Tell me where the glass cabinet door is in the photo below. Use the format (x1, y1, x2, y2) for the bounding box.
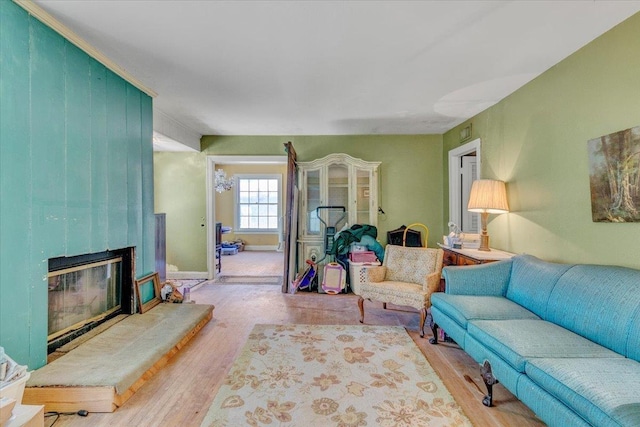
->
(356, 168, 372, 225)
(327, 163, 349, 231)
(305, 168, 321, 236)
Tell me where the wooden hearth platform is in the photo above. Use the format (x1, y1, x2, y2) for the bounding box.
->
(23, 303, 214, 413)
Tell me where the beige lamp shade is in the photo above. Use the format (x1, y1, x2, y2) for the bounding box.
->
(467, 179, 509, 214)
(467, 179, 509, 251)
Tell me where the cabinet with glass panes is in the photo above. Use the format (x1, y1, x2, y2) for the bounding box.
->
(296, 154, 380, 284)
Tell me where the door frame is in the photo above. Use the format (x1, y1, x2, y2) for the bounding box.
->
(448, 138, 481, 231)
(206, 155, 287, 280)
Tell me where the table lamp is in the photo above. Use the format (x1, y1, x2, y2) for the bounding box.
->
(467, 179, 509, 251)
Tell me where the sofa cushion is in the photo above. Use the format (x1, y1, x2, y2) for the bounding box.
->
(546, 264, 640, 359)
(505, 255, 573, 319)
(359, 280, 426, 311)
(526, 357, 640, 427)
(467, 319, 623, 372)
(430, 294, 539, 330)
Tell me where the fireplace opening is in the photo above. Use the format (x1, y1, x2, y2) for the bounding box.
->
(47, 247, 135, 353)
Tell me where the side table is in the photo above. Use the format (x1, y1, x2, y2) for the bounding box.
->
(439, 244, 515, 268)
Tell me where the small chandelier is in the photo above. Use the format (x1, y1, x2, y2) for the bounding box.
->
(214, 168, 234, 193)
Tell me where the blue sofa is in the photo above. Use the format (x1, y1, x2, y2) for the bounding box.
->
(430, 254, 640, 427)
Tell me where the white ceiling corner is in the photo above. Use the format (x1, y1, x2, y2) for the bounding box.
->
(31, 1, 640, 137)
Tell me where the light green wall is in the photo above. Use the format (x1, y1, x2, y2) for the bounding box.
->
(443, 12, 640, 269)
(0, 1, 155, 368)
(154, 152, 207, 271)
(153, 156, 287, 272)
(202, 135, 444, 248)
(154, 135, 442, 271)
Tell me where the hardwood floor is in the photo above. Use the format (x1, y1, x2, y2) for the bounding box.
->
(50, 284, 545, 426)
(217, 250, 284, 276)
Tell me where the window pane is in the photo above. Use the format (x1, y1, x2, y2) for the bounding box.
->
(236, 176, 281, 231)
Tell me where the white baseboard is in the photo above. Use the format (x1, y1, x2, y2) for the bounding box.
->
(244, 245, 279, 251)
(167, 271, 209, 280)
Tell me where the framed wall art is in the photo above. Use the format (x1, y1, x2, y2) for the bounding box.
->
(588, 125, 640, 222)
(134, 272, 162, 313)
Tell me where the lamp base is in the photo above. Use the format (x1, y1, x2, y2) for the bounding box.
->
(478, 234, 490, 251)
(478, 212, 491, 251)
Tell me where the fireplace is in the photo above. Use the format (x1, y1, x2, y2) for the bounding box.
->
(47, 247, 135, 353)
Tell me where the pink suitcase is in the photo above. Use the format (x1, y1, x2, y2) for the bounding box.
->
(321, 262, 346, 294)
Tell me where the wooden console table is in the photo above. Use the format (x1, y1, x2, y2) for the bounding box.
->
(439, 244, 515, 267)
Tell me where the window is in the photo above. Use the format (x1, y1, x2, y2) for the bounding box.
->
(236, 175, 281, 232)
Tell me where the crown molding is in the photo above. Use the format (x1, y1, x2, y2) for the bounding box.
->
(14, 0, 157, 98)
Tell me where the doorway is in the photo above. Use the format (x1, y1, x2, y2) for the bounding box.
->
(206, 155, 287, 280)
(448, 138, 481, 233)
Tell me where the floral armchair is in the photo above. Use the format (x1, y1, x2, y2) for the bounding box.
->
(357, 244, 444, 337)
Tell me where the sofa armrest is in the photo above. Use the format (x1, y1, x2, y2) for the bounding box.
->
(443, 259, 513, 296)
(367, 266, 387, 283)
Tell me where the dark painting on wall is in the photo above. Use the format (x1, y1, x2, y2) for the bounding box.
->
(588, 125, 640, 222)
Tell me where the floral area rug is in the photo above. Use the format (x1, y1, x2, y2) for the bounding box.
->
(200, 324, 472, 427)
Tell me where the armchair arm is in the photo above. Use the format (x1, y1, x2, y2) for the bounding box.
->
(423, 271, 441, 300)
(366, 266, 387, 283)
(443, 259, 513, 296)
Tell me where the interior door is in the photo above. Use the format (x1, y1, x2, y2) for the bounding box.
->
(461, 156, 479, 232)
(282, 141, 297, 293)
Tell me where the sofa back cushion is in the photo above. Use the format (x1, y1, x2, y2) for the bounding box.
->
(506, 255, 573, 318)
(546, 264, 640, 360)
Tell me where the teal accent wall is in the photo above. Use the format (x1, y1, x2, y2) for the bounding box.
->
(0, 1, 155, 368)
(443, 12, 640, 269)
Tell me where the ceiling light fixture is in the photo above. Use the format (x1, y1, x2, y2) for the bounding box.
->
(214, 169, 234, 193)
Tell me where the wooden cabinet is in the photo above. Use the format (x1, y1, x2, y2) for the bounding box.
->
(296, 154, 380, 275)
(440, 244, 515, 267)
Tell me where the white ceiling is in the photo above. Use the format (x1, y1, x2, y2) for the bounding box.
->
(33, 1, 640, 143)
